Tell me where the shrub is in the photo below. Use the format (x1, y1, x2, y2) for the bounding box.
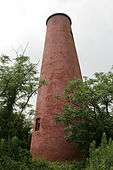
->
(85, 133, 113, 170)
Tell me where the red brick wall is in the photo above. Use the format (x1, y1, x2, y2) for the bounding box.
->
(30, 13, 82, 161)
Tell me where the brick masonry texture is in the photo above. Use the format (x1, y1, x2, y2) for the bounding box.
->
(30, 13, 82, 161)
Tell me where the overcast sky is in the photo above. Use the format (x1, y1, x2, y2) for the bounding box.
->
(0, 0, 113, 77)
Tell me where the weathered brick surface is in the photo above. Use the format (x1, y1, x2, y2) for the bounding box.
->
(30, 13, 82, 161)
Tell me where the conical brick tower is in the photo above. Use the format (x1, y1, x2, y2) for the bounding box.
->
(30, 13, 82, 161)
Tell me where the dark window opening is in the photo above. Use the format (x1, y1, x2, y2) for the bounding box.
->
(35, 118, 40, 131)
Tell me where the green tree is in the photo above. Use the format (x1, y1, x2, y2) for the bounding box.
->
(0, 54, 39, 150)
(56, 68, 113, 156)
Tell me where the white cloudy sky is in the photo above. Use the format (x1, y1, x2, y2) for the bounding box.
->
(0, 0, 113, 77)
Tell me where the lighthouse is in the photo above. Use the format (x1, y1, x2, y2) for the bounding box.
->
(30, 13, 82, 161)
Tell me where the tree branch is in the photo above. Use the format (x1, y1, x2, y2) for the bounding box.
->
(20, 88, 37, 113)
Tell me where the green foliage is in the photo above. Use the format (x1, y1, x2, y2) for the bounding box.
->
(0, 156, 81, 170)
(85, 133, 113, 170)
(0, 54, 39, 155)
(56, 69, 113, 155)
(30, 159, 50, 170)
(0, 135, 50, 169)
(0, 55, 38, 114)
(0, 156, 50, 170)
(50, 161, 75, 170)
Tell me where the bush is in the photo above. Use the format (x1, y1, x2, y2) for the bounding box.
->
(50, 161, 73, 170)
(0, 156, 50, 170)
(0, 155, 83, 170)
(0, 156, 28, 170)
(28, 159, 49, 170)
(50, 161, 85, 170)
(85, 133, 113, 170)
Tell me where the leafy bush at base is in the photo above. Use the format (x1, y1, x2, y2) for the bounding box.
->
(0, 155, 85, 170)
(85, 133, 113, 170)
(0, 156, 50, 170)
(0, 158, 78, 170)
